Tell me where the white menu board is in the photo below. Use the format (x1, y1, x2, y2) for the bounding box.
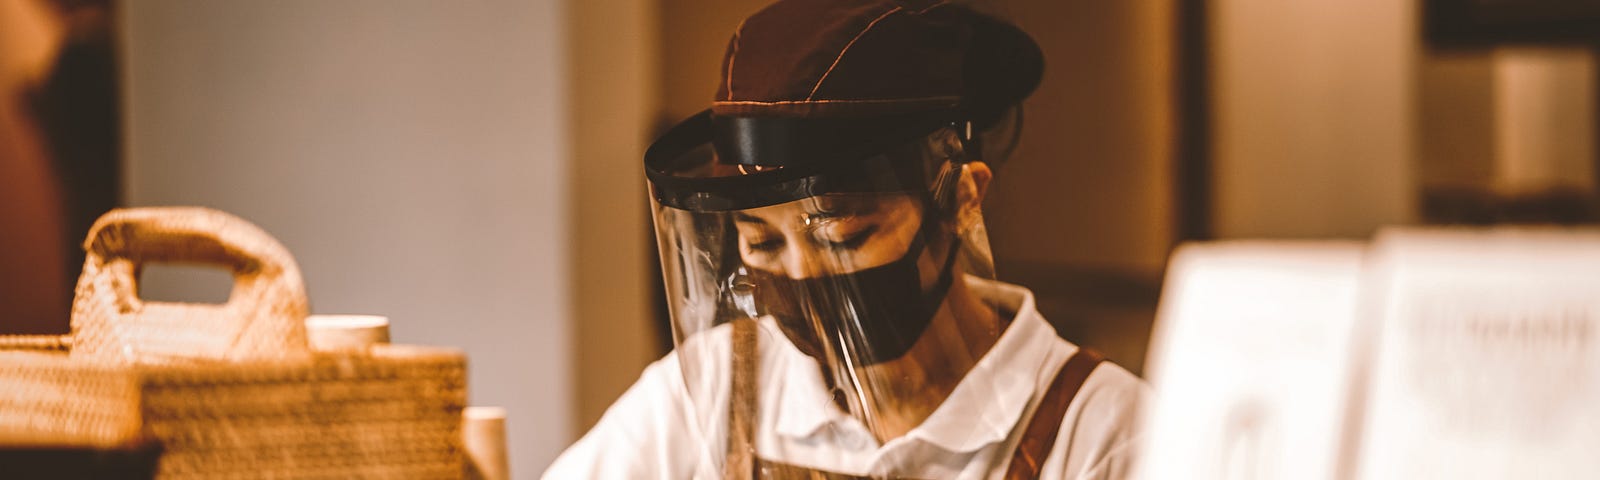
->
(1137, 241, 1367, 480)
(1354, 228, 1600, 480)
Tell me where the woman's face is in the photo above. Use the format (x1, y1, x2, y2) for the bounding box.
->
(732, 193, 925, 279)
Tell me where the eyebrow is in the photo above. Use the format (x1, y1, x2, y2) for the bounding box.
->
(734, 209, 850, 227)
(815, 197, 880, 216)
(733, 212, 767, 225)
(731, 198, 884, 226)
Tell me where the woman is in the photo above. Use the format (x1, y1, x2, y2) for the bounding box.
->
(546, 1, 1146, 478)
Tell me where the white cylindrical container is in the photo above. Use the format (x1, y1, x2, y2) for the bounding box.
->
(304, 315, 390, 351)
(463, 406, 509, 480)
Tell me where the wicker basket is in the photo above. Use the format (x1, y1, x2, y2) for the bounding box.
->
(0, 207, 467, 479)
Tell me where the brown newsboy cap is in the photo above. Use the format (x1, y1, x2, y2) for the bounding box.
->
(712, 0, 1043, 124)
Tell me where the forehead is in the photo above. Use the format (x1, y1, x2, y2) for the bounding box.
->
(733, 194, 917, 225)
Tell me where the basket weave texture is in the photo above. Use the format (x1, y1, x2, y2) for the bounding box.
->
(0, 207, 467, 479)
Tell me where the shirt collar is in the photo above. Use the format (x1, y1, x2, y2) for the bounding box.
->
(770, 337, 840, 438)
(768, 277, 1062, 453)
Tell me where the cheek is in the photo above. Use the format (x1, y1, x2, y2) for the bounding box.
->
(880, 210, 927, 253)
(856, 237, 908, 265)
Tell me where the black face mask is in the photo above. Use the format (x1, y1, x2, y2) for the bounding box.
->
(742, 217, 961, 366)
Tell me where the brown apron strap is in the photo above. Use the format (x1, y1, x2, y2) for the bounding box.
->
(726, 318, 760, 480)
(1004, 347, 1105, 480)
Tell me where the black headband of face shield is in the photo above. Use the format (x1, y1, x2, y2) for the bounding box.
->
(644, 109, 975, 212)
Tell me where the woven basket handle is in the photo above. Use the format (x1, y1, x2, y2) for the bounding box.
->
(69, 207, 311, 361)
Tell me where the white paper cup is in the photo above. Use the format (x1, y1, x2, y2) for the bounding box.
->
(305, 315, 390, 352)
(463, 406, 509, 480)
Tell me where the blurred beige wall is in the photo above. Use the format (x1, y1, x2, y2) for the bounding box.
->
(568, 0, 658, 436)
(121, 1, 572, 475)
(981, 0, 1176, 275)
(1210, 0, 1417, 238)
(658, 0, 767, 122)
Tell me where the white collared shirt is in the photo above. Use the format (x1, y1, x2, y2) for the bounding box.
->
(545, 279, 1147, 479)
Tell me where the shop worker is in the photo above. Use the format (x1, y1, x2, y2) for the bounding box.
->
(546, 0, 1146, 478)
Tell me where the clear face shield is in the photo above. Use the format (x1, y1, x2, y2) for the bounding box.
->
(646, 111, 1007, 477)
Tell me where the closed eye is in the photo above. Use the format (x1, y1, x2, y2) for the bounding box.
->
(748, 237, 785, 252)
(823, 225, 877, 251)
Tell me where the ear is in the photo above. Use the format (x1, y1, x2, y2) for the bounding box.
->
(953, 161, 992, 231)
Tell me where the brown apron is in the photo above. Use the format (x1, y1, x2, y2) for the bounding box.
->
(725, 319, 1106, 480)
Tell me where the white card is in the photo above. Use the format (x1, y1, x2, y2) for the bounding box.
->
(1137, 241, 1366, 480)
(1354, 228, 1600, 480)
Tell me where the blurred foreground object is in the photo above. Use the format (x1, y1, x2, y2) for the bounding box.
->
(0, 0, 121, 335)
(0, 441, 161, 479)
(1138, 227, 1600, 479)
(1138, 242, 1367, 480)
(1355, 228, 1600, 479)
(0, 207, 468, 478)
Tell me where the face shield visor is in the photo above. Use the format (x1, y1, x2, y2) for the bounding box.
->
(646, 110, 1007, 476)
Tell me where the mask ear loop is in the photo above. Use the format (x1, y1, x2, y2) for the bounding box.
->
(929, 120, 977, 220)
(914, 120, 975, 314)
